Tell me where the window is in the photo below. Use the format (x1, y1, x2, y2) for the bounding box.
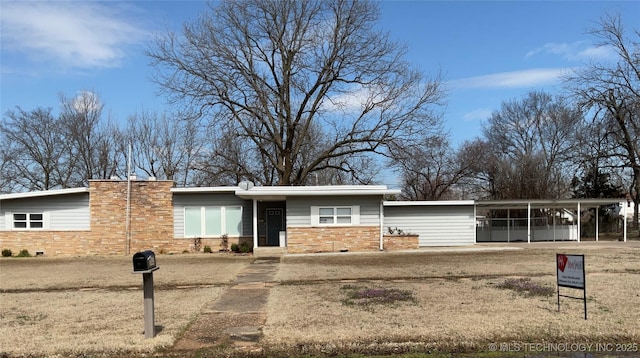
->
(13, 213, 44, 229)
(184, 206, 242, 237)
(312, 206, 359, 226)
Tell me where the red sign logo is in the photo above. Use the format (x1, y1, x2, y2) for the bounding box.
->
(557, 254, 568, 272)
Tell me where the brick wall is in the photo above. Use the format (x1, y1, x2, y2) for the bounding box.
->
(383, 234, 419, 251)
(286, 226, 380, 254)
(0, 231, 95, 256)
(1, 180, 180, 256)
(90, 180, 177, 254)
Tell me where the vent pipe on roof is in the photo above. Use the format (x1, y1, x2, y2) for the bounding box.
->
(238, 180, 254, 190)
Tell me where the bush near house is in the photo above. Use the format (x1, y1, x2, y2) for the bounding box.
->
(2, 249, 12, 257)
(16, 249, 31, 258)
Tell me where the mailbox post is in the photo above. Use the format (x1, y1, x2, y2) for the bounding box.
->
(132, 250, 159, 339)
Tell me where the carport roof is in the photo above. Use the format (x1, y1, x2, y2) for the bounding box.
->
(476, 198, 625, 210)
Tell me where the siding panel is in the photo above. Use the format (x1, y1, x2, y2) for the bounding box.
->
(384, 205, 475, 246)
(0, 193, 90, 230)
(287, 196, 381, 227)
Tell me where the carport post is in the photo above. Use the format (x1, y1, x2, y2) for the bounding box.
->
(595, 206, 599, 242)
(527, 202, 531, 244)
(507, 209, 510, 243)
(553, 209, 556, 242)
(577, 202, 581, 242)
(623, 203, 627, 242)
(252, 199, 258, 249)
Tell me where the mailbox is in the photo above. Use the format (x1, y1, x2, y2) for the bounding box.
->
(133, 250, 157, 272)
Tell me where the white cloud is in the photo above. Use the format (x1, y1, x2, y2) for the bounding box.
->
(463, 108, 492, 121)
(449, 68, 570, 89)
(525, 41, 616, 62)
(0, 1, 150, 71)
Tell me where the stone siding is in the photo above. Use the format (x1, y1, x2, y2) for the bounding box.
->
(383, 234, 419, 251)
(1, 180, 176, 256)
(286, 226, 380, 254)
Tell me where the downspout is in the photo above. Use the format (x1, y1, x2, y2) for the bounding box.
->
(379, 200, 384, 251)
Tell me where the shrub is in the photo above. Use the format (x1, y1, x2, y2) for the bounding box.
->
(239, 242, 251, 253)
(220, 234, 229, 251)
(17, 249, 31, 258)
(2, 249, 12, 257)
(203, 245, 213, 253)
(193, 237, 202, 252)
(230, 243, 239, 253)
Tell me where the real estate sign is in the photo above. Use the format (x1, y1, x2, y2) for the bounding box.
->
(556, 253, 587, 319)
(556, 254, 585, 289)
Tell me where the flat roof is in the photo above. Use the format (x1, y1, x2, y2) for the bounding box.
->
(384, 200, 475, 206)
(171, 187, 239, 194)
(235, 185, 401, 200)
(0, 187, 89, 201)
(476, 198, 625, 209)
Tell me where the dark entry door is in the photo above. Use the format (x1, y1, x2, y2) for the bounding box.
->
(266, 208, 284, 246)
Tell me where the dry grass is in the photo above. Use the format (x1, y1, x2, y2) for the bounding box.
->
(2, 243, 639, 357)
(0, 254, 249, 291)
(275, 242, 640, 282)
(264, 243, 640, 354)
(0, 253, 252, 357)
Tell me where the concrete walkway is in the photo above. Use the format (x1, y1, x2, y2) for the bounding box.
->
(171, 256, 280, 353)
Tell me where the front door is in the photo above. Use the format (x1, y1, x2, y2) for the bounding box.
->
(266, 208, 284, 246)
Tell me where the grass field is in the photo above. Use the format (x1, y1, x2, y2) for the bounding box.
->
(1, 242, 639, 357)
(0, 254, 252, 357)
(263, 242, 640, 356)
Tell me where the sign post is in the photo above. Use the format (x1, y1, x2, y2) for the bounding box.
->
(556, 254, 587, 320)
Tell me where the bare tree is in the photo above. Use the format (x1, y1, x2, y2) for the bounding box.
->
(564, 12, 640, 229)
(478, 91, 582, 199)
(59, 91, 121, 185)
(391, 134, 479, 200)
(0, 107, 69, 190)
(148, 0, 444, 185)
(126, 110, 203, 186)
(0, 130, 19, 193)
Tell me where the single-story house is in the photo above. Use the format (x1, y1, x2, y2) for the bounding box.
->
(0, 179, 418, 256)
(0, 179, 630, 256)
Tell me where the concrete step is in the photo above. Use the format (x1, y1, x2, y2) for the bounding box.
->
(253, 246, 287, 258)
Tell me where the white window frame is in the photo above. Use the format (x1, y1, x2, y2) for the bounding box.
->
(11, 212, 47, 230)
(183, 206, 242, 238)
(311, 206, 360, 226)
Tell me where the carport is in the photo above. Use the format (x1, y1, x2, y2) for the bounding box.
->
(476, 199, 628, 243)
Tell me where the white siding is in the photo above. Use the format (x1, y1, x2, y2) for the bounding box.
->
(0, 193, 90, 230)
(384, 204, 475, 246)
(287, 196, 381, 227)
(173, 193, 252, 237)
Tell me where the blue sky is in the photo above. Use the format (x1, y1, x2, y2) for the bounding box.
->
(1, 1, 638, 146)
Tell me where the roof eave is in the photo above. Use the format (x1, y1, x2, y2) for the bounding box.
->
(0, 187, 90, 201)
